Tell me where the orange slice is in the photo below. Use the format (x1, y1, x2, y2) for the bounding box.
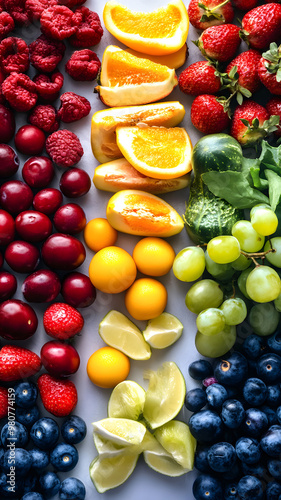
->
(126, 44, 188, 70)
(103, 0, 189, 56)
(116, 126, 192, 180)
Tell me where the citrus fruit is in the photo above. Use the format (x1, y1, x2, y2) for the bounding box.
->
(83, 218, 118, 252)
(143, 450, 188, 476)
(107, 380, 146, 420)
(106, 189, 184, 237)
(98, 310, 151, 360)
(92, 418, 147, 446)
(132, 237, 175, 276)
(87, 347, 130, 388)
(125, 278, 167, 321)
(142, 312, 183, 349)
(96, 45, 177, 107)
(93, 429, 162, 458)
(142, 361, 185, 429)
(88, 246, 137, 294)
(116, 125, 192, 180)
(126, 44, 188, 70)
(89, 453, 139, 493)
(103, 0, 189, 56)
(153, 420, 197, 470)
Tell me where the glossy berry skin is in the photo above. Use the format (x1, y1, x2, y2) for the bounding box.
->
(50, 443, 78, 472)
(221, 399, 245, 429)
(14, 380, 37, 408)
(0, 299, 38, 340)
(22, 269, 61, 303)
(29, 447, 50, 472)
(179, 61, 221, 96)
(191, 94, 230, 134)
(0, 180, 33, 215)
(241, 408, 268, 438)
(16, 405, 40, 429)
(0, 144, 19, 178)
(235, 437, 261, 465)
(22, 156, 55, 189)
(214, 352, 248, 386)
(38, 471, 60, 498)
(53, 203, 86, 234)
(261, 405, 278, 427)
(0, 272, 17, 301)
(194, 445, 212, 473)
(226, 49, 262, 94)
(187, 0, 234, 30)
(189, 409, 223, 443)
(207, 442, 236, 473)
(1, 421, 28, 448)
(43, 302, 84, 340)
(230, 100, 270, 146)
(260, 425, 281, 457)
(266, 385, 281, 407)
(258, 56, 281, 95)
(256, 353, 281, 384)
(61, 272, 96, 308)
(242, 378, 267, 406)
(61, 415, 87, 445)
(42, 233, 86, 271)
(266, 97, 281, 137)
(241, 3, 281, 50)
(33, 188, 63, 215)
(60, 167, 91, 198)
(267, 330, 281, 355)
(237, 475, 263, 500)
(242, 334, 267, 360)
(15, 125, 46, 155)
(188, 360, 213, 381)
(193, 474, 223, 500)
(22, 492, 44, 500)
(59, 477, 86, 500)
(5, 240, 40, 273)
(223, 483, 239, 500)
(0, 209, 15, 246)
(267, 459, 281, 480)
(2, 448, 32, 477)
(185, 388, 207, 412)
(15, 210, 52, 243)
(206, 383, 228, 409)
(40, 340, 80, 378)
(38, 373, 78, 417)
(197, 24, 241, 62)
(0, 104, 15, 143)
(30, 417, 60, 450)
(265, 480, 281, 500)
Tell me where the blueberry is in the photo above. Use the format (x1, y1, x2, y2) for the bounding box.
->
(30, 417, 59, 450)
(2, 448, 32, 477)
(22, 471, 38, 495)
(188, 409, 223, 443)
(242, 378, 267, 406)
(214, 352, 248, 386)
(268, 459, 281, 479)
(21, 494, 44, 500)
(14, 381, 37, 408)
(207, 442, 236, 473)
(38, 471, 60, 499)
(61, 415, 87, 445)
(261, 405, 278, 426)
(242, 334, 267, 359)
(50, 443, 78, 472)
(193, 474, 223, 500)
(185, 388, 207, 412)
(266, 384, 281, 407)
(29, 447, 49, 472)
(235, 437, 261, 464)
(59, 477, 86, 500)
(260, 425, 281, 457)
(0, 470, 23, 498)
(241, 408, 268, 438)
(206, 383, 228, 409)
(224, 482, 239, 500)
(194, 445, 212, 473)
(256, 353, 281, 384)
(277, 406, 281, 424)
(267, 330, 281, 355)
(223, 462, 241, 481)
(221, 399, 245, 429)
(15, 405, 40, 428)
(265, 480, 281, 500)
(1, 421, 28, 448)
(241, 461, 266, 478)
(188, 360, 213, 381)
(237, 475, 263, 500)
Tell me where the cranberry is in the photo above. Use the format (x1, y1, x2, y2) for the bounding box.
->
(60, 167, 91, 198)
(5, 240, 40, 273)
(0, 299, 38, 340)
(15, 125, 46, 156)
(33, 188, 63, 215)
(0, 272, 17, 301)
(22, 269, 61, 303)
(22, 156, 55, 188)
(53, 203, 86, 234)
(0, 104, 15, 143)
(40, 340, 80, 378)
(15, 210, 52, 243)
(0, 209, 15, 246)
(0, 180, 33, 215)
(0, 145, 19, 179)
(61, 272, 96, 308)
(42, 233, 86, 270)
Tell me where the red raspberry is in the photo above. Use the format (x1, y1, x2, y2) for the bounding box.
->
(46, 129, 84, 167)
(40, 5, 82, 40)
(33, 70, 64, 102)
(29, 34, 65, 73)
(69, 7, 103, 48)
(4, 0, 30, 25)
(25, 0, 57, 21)
(57, 91, 90, 123)
(43, 302, 84, 339)
(0, 0, 4, 12)
(2, 72, 37, 111)
(58, 0, 85, 7)
(0, 11, 14, 39)
(0, 37, 29, 74)
(29, 104, 60, 133)
(65, 49, 100, 81)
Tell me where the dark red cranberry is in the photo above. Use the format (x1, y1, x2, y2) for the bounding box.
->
(40, 340, 80, 377)
(15, 125, 46, 156)
(0, 272, 17, 301)
(0, 299, 38, 340)
(15, 210, 52, 243)
(0, 209, 15, 246)
(53, 204, 86, 235)
(42, 233, 86, 270)
(61, 272, 96, 308)
(33, 188, 63, 215)
(0, 181, 33, 215)
(0, 145, 19, 179)
(5, 240, 40, 273)
(60, 168, 91, 198)
(22, 269, 61, 303)
(22, 156, 55, 189)
(0, 104, 15, 143)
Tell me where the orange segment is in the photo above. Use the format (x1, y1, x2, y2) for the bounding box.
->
(126, 44, 188, 70)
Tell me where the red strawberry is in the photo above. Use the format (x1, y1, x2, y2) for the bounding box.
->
(230, 100, 279, 145)
(231, 0, 258, 10)
(187, 0, 234, 30)
(0, 386, 8, 419)
(38, 373, 77, 417)
(179, 61, 221, 95)
(190, 94, 230, 134)
(196, 24, 241, 62)
(43, 302, 84, 340)
(226, 49, 262, 94)
(241, 3, 281, 50)
(266, 97, 281, 137)
(258, 43, 281, 95)
(0, 345, 41, 382)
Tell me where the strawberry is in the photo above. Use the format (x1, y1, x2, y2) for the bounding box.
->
(231, 0, 258, 11)
(258, 43, 281, 95)
(0, 387, 8, 419)
(38, 373, 78, 417)
(226, 49, 262, 94)
(179, 61, 221, 95)
(195, 24, 241, 62)
(241, 3, 281, 50)
(230, 100, 279, 145)
(190, 94, 230, 134)
(0, 345, 41, 381)
(43, 302, 84, 340)
(266, 97, 281, 137)
(187, 0, 234, 30)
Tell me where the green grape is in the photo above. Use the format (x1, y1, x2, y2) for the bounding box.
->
(274, 292, 281, 312)
(264, 237, 281, 268)
(249, 303, 280, 336)
(195, 325, 236, 358)
(231, 220, 264, 252)
(185, 279, 224, 314)
(196, 308, 226, 336)
(220, 298, 247, 326)
(205, 251, 235, 281)
(237, 267, 254, 300)
(173, 246, 205, 282)
(231, 254, 252, 271)
(207, 236, 240, 264)
(250, 205, 278, 236)
(246, 265, 281, 303)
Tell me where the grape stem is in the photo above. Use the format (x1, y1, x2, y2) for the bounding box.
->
(240, 247, 276, 266)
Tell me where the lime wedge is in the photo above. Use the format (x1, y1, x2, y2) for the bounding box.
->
(154, 420, 196, 470)
(92, 417, 147, 446)
(89, 453, 138, 493)
(143, 312, 183, 349)
(143, 450, 188, 477)
(142, 361, 186, 429)
(99, 310, 151, 360)
(108, 380, 146, 420)
(94, 429, 164, 459)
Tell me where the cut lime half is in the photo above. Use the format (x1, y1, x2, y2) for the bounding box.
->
(90, 453, 138, 493)
(108, 380, 146, 420)
(143, 312, 183, 349)
(143, 449, 188, 477)
(92, 418, 146, 446)
(154, 420, 196, 470)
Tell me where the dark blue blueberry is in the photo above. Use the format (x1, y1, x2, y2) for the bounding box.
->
(22, 471, 38, 495)
(0, 446, 4, 463)
(260, 425, 281, 457)
(237, 475, 263, 500)
(242, 378, 267, 406)
(266, 385, 281, 407)
(0, 470, 23, 498)
(241, 408, 268, 438)
(21, 494, 44, 500)
(2, 448, 32, 478)
(184, 388, 207, 413)
(1, 421, 28, 448)
(261, 405, 278, 426)
(256, 353, 281, 384)
(221, 399, 245, 429)
(193, 474, 223, 500)
(29, 447, 49, 472)
(188, 409, 223, 443)
(214, 352, 248, 386)
(188, 359, 213, 381)
(207, 442, 236, 473)
(267, 459, 281, 479)
(241, 461, 266, 478)
(50, 443, 78, 472)
(277, 406, 281, 425)
(206, 383, 228, 409)
(61, 415, 87, 445)
(265, 480, 281, 500)
(224, 483, 239, 500)
(267, 330, 281, 355)
(194, 445, 212, 473)
(242, 334, 267, 359)
(38, 471, 60, 499)
(15, 405, 40, 428)
(59, 477, 86, 500)
(30, 417, 59, 450)
(235, 437, 261, 464)
(14, 381, 37, 408)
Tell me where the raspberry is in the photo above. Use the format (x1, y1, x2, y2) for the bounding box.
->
(58, 0, 85, 7)
(40, 5, 82, 40)
(4, 0, 30, 25)
(25, 0, 57, 21)
(65, 49, 100, 81)
(33, 71, 64, 102)
(69, 7, 103, 48)
(46, 129, 84, 168)
(29, 34, 65, 73)
(57, 91, 91, 123)
(0, 37, 29, 74)
(0, 11, 14, 39)
(2, 72, 37, 111)
(29, 104, 60, 133)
